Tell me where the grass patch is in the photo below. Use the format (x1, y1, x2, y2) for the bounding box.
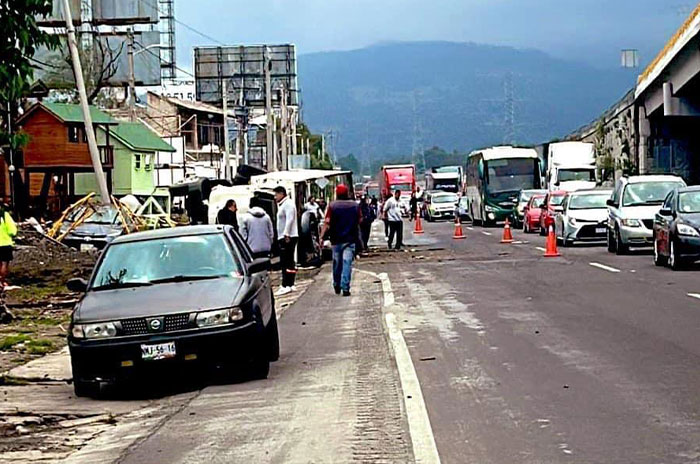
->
(0, 334, 31, 350)
(25, 338, 56, 355)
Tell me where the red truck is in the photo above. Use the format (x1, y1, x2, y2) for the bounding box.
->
(379, 164, 416, 199)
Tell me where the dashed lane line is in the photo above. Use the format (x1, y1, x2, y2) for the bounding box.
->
(356, 269, 440, 463)
(589, 262, 621, 273)
(688, 293, 700, 300)
(481, 231, 492, 236)
(535, 246, 546, 252)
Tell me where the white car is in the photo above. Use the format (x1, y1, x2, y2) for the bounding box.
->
(554, 189, 612, 246)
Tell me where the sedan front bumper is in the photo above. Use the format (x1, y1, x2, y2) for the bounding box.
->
(69, 321, 259, 384)
(619, 225, 653, 246)
(676, 235, 700, 260)
(563, 221, 608, 242)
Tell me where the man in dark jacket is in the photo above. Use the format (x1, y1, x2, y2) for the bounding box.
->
(359, 195, 376, 252)
(320, 184, 362, 296)
(217, 199, 238, 231)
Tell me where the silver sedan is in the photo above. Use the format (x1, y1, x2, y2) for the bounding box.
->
(554, 190, 612, 246)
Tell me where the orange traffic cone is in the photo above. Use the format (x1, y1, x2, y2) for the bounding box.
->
(544, 225, 561, 257)
(501, 218, 514, 244)
(414, 215, 424, 235)
(453, 217, 466, 240)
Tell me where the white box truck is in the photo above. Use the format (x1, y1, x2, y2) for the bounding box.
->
(547, 142, 597, 192)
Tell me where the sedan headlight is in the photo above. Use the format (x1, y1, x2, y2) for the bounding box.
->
(621, 219, 641, 227)
(484, 205, 496, 212)
(195, 307, 244, 328)
(72, 322, 117, 339)
(677, 223, 700, 237)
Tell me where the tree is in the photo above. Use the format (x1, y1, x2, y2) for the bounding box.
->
(39, 36, 124, 105)
(298, 123, 334, 170)
(0, 0, 59, 152)
(337, 154, 360, 175)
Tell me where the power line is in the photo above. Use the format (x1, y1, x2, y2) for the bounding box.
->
(135, 43, 195, 78)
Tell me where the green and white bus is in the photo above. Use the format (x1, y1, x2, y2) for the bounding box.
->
(466, 146, 542, 226)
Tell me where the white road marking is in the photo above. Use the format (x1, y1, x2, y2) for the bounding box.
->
(535, 246, 546, 252)
(356, 269, 440, 463)
(481, 231, 492, 236)
(688, 293, 700, 300)
(385, 312, 442, 464)
(589, 262, 621, 273)
(466, 227, 474, 231)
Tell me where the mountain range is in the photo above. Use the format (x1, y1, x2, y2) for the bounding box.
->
(298, 41, 637, 161)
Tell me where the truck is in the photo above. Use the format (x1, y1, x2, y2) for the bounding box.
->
(546, 142, 597, 192)
(379, 164, 416, 216)
(425, 166, 462, 193)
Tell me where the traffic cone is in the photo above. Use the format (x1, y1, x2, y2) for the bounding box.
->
(453, 217, 466, 240)
(414, 215, 424, 235)
(544, 225, 561, 257)
(501, 218, 514, 244)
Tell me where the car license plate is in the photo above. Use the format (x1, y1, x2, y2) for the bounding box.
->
(141, 342, 176, 361)
(596, 228, 606, 234)
(80, 243, 96, 252)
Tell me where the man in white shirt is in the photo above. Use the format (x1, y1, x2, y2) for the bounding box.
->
(383, 189, 404, 250)
(274, 186, 299, 295)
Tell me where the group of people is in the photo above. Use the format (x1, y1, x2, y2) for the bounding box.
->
(213, 184, 412, 299)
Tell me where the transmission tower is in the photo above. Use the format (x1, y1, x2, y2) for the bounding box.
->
(503, 72, 516, 145)
(158, 0, 176, 80)
(411, 91, 427, 171)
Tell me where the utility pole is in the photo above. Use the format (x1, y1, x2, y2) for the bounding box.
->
(280, 86, 288, 170)
(61, 0, 110, 205)
(321, 134, 326, 164)
(222, 79, 232, 181)
(127, 28, 136, 122)
(264, 47, 275, 171)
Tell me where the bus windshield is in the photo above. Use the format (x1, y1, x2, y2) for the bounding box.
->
(486, 158, 538, 193)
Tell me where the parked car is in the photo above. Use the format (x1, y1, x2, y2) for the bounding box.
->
(456, 196, 471, 222)
(653, 186, 700, 270)
(522, 194, 546, 233)
(607, 175, 687, 255)
(67, 225, 279, 397)
(60, 204, 140, 251)
(423, 191, 458, 222)
(554, 189, 612, 246)
(513, 189, 546, 228)
(539, 191, 567, 236)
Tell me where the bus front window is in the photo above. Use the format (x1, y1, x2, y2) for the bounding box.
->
(486, 159, 537, 193)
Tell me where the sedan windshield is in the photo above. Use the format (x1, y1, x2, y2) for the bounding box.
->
(68, 206, 119, 225)
(530, 197, 545, 208)
(623, 182, 685, 207)
(569, 193, 610, 210)
(433, 194, 458, 204)
(91, 234, 242, 290)
(679, 191, 700, 213)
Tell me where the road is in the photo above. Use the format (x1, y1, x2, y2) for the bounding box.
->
(115, 220, 700, 464)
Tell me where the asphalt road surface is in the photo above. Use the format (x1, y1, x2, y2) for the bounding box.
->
(117, 220, 700, 464)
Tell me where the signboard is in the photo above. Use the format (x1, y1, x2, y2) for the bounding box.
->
(32, 31, 161, 88)
(36, 0, 81, 25)
(194, 45, 298, 107)
(92, 0, 159, 25)
(160, 81, 197, 102)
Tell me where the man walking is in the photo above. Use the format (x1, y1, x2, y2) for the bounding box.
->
(217, 199, 239, 231)
(240, 198, 274, 259)
(359, 195, 375, 251)
(383, 189, 404, 250)
(409, 192, 418, 222)
(320, 184, 361, 296)
(274, 186, 299, 296)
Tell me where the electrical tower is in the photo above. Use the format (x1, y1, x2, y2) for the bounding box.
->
(158, 0, 176, 80)
(411, 91, 427, 171)
(503, 72, 516, 145)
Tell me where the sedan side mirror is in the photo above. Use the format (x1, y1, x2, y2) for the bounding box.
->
(659, 208, 673, 216)
(606, 199, 616, 207)
(554, 206, 564, 213)
(67, 278, 88, 293)
(248, 257, 271, 275)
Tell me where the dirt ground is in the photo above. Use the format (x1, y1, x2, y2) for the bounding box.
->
(0, 229, 96, 374)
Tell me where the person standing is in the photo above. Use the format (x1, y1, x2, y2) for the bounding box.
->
(240, 198, 274, 259)
(304, 196, 322, 221)
(320, 184, 361, 296)
(217, 199, 239, 231)
(383, 189, 404, 250)
(359, 196, 375, 251)
(409, 192, 418, 222)
(0, 205, 18, 288)
(274, 186, 299, 296)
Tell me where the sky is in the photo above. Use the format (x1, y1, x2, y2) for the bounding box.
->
(174, 0, 690, 72)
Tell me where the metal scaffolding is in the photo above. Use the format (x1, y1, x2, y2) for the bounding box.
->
(158, 0, 176, 80)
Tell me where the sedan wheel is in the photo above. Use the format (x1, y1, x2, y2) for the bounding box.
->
(523, 219, 529, 233)
(669, 240, 684, 271)
(615, 227, 628, 255)
(607, 228, 616, 253)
